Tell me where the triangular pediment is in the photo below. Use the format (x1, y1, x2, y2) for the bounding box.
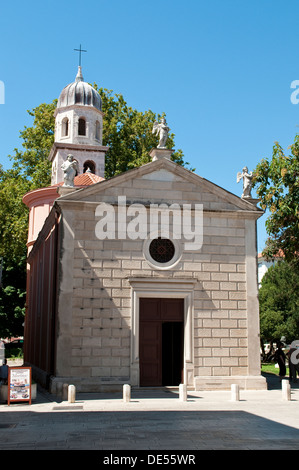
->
(55, 158, 263, 213)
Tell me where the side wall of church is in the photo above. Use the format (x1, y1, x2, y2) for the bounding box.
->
(25, 210, 60, 388)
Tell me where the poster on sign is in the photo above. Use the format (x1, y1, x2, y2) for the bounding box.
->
(8, 367, 32, 405)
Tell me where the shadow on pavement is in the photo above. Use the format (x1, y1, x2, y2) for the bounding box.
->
(1, 408, 299, 450)
(262, 372, 299, 390)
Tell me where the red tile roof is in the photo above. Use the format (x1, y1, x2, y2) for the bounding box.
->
(258, 249, 285, 259)
(74, 172, 105, 186)
(55, 172, 105, 187)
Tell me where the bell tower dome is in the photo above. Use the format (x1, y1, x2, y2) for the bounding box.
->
(49, 66, 109, 184)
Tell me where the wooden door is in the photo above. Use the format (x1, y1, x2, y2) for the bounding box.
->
(139, 298, 184, 386)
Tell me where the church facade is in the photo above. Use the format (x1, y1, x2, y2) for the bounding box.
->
(23, 68, 267, 392)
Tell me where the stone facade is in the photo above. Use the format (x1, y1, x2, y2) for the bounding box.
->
(24, 157, 267, 392)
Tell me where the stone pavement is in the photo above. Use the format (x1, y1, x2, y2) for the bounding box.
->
(1, 373, 299, 452)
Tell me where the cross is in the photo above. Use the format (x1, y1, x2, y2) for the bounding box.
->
(74, 44, 87, 67)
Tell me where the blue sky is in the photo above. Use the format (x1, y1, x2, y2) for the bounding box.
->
(1, 0, 299, 252)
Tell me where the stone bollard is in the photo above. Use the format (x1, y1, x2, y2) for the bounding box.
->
(68, 384, 76, 403)
(179, 383, 187, 402)
(231, 384, 240, 401)
(123, 384, 131, 403)
(282, 379, 291, 401)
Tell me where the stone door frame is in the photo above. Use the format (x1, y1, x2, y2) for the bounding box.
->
(128, 277, 197, 387)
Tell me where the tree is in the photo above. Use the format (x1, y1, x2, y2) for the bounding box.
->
(0, 165, 31, 338)
(0, 256, 26, 338)
(11, 101, 56, 187)
(259, 260, 299, 359)
(0, 169, 29, 265)
(95, 86, 190, 177)
(0, 86, 190, 337)
(253, 135, 299, 262)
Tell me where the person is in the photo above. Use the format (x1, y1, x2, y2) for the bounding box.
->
(0, 359, 9, 385)
(274, 342, 286, 381)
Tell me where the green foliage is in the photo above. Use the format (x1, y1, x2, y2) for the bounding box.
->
(253, 135, 299, 261)
(0, 256, 26, 338)
(8, 101, 56, 189)
(0, 169, 31, 264)
(259, 260, 299, 344)
(0, 101, 56, 270)
(95, 86, 192, 177)
(5, 348, 24, 359)
(261, 363, 288, 375)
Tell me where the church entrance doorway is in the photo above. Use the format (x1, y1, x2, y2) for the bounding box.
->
(139, 298, 184, 387)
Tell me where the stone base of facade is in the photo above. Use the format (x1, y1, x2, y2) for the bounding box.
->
(194, 375, 268, 391)
(47, 374, 268, 395)
(49, 376, 130, 394)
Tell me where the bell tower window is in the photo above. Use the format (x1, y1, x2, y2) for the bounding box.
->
(83, 160, 96, 173)
(62, 117, 69, 137)
(78, 118, 86, 136)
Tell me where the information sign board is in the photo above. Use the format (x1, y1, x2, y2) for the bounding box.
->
(8, 367, 32, 405)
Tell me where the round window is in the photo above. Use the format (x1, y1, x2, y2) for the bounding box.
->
(149, 237, 175, 263)
(143, 235, 181, 270)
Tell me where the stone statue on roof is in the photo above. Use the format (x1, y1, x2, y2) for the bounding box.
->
(152, 117, 170, 148)
(237, 166, 253, 199)
(61, 154, 79, 187)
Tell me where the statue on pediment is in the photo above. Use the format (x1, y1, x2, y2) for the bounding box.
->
(237, 166, 253, 198)
(152, 118, 169, 148)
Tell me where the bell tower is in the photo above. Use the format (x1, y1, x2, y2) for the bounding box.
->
(49, 66, 109, 185)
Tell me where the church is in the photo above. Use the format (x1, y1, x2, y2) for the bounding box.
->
(22, 66, 267, 393)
